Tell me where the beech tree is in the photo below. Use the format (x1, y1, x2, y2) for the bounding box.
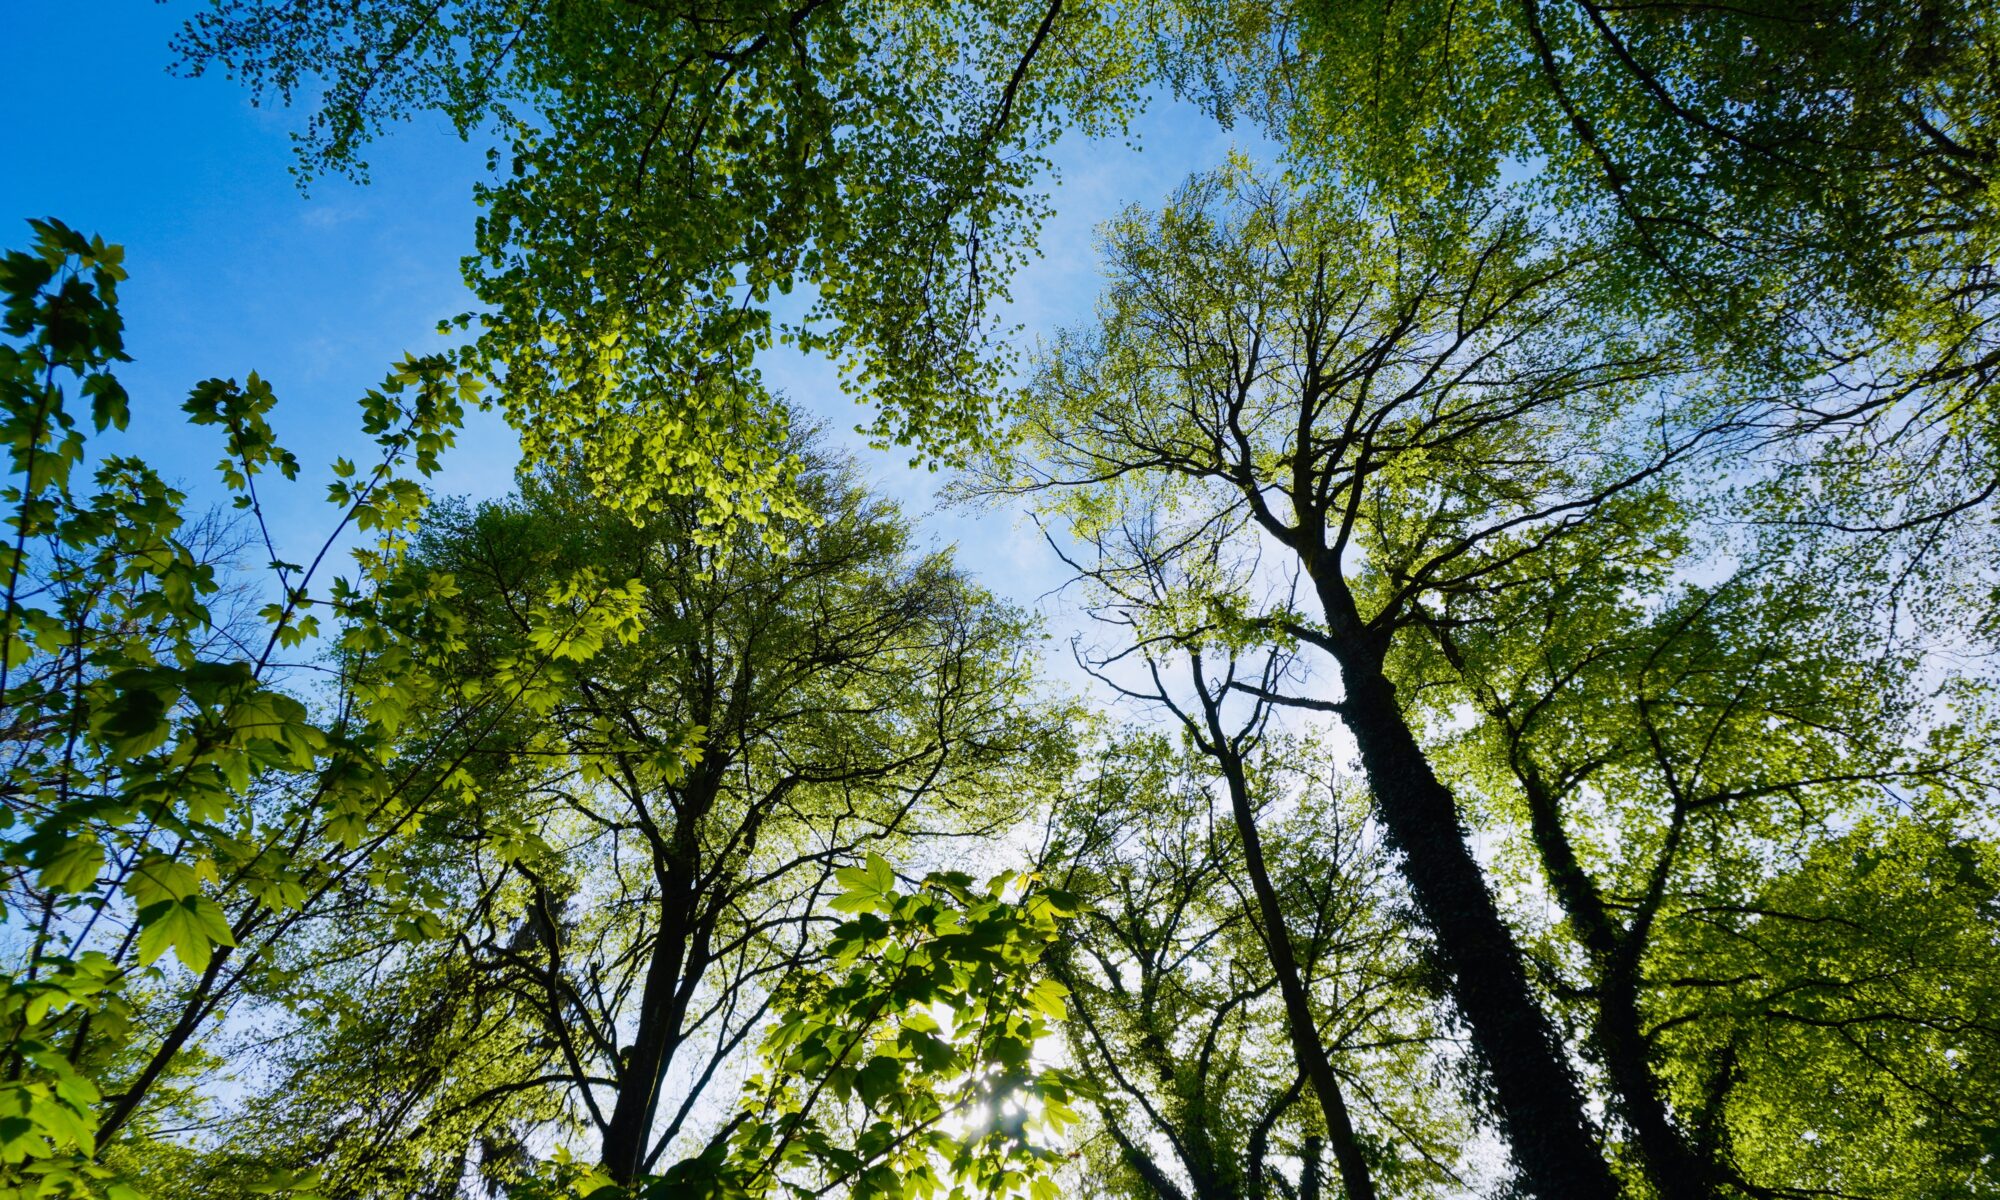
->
(11, 4, 2000, 1196)
(995, 166, 1725, 1198)
(1045, 728, 1473, 1200)
(173, 0, 1146, 521)
(996, 156, 2000, 1197)
(1398, 515, 2000, 1197)
(1170, 0, 2000, 469)
(171, 0, 2000, 576)
(0, 223, 1087, 1200)
(134, 437, 1077, 1197)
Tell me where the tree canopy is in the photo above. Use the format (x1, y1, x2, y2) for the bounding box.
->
(5, 4, 2000, 1199)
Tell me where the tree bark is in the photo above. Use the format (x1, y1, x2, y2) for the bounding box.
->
(1515, 763, 1717, 1200)
(1299, 1136, 1324, 1200)
(1315, 602, 1619, 1199)
(601, 779, 715, 1183)
(1428, 616, 1712, 1200)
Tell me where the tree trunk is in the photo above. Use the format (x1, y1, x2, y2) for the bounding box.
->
(1596, 964, 1717, 1200)
(1210, 740, 1379, 1200)
(601, 789, 713, 1183)
(1321, 634, 1618, 1200)
(1515, 762, 1717, 1200)
(1299, 1136, 1324, 1200)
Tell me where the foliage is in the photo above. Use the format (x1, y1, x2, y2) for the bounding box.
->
(1182, 0, 1997, 388)
(0, 220, 635, 1199)
(175, 0, 1147, 523)
(175, 0, 2000, 533)
(1045, 735, 1472, 1200)
(16, 5, 2000, 1196)
(163, 440, 1070, 1197)
(444, 855, 1085, 1200)
(995, 160, 2000, 1199)
(1393, 518, 2000, 1196)
(996, 164, 1703, 1197)
(616, 858, 1088, 1200)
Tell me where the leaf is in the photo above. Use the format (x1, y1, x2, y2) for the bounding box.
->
(35, 835, 103, 895)
(855, 1054, 903, 1111)
(136, 895, 237, 973)
(1024, 978, 1068, 1020)
(243, 869, 307, 912)
(896, 1029, 957, 1074)
(1038, 887, 1081, 917)
(127, 856, 203, 910)
(833, 851, 898, 914)
(247, 1166, 325, 1195)
(27, 1093, 94, 1155)
(96, 672, 176, 758)
(0, 1115, 34, 1153)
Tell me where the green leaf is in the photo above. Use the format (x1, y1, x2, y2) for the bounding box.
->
(1024, 978, 1068, 1020)
(136, 895, 236, 973)
(833, 851, 898, 914)
(34, 834, 103, 895)
(96, 674, 175, 758)
(896, 1029, 957, 1074)
(127, 856, 203, 911)
(855, 1054, 902, 1111)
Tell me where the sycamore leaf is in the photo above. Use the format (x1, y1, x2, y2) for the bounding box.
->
(127, 856, 203, 910)
(832, 851, 897, 914)
(35, 835, 103, 895)
(1025, 978, 1069, 1020)
(136, 895, 236, 973)
(855, 1054, 902, 1111)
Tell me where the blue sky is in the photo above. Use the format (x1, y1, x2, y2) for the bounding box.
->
(2, 0, 1257, 632)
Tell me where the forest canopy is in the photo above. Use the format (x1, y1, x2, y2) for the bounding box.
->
(4, 4, 1998, 1200)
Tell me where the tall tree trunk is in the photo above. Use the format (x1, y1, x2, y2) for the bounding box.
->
(1200, 712, 1379, 1200)
(1596, 965, 1716, 1200)
(600, 895, 699, 1182)
(1312, 577, 1618, 1199)
(1299, 1137, 1324, 1200)
(601, 785, 714, 1183)
(1428, 616, 1713, 1200)
(1104, 1118, 1194, 1200)
(1246, 1074, 1304, 1200)
(1514, 761, 1717, 1200)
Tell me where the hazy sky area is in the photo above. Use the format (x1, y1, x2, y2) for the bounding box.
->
(1, 1, 1264, 663)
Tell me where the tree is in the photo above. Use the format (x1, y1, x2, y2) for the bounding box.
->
(0, 217, 1100, 1200)
(0, 219, 640, 1196)
(428, 445, 1058, 1185)
(168, 854, 1093, 1200)
(994, 165, 1731, 1198)
(175, 0, 2000, 546)
(1045, 732, 1473, 1200)
(995, 148, 2000, 1197)
(26, 8, 2000, 1193)
(159, 435, 1072, 1195)
(1169, 0, 2000, 467)
(1396, 513, 2000, 1197)
(506, 856, 1093, 1200)
(175, 0, 1146, 523)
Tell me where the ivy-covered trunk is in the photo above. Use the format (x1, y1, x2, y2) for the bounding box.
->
(1595, 961, 1716, 1200)
(1514, 761, 1718, 1200)
(1312, 580, 1616, 1199)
